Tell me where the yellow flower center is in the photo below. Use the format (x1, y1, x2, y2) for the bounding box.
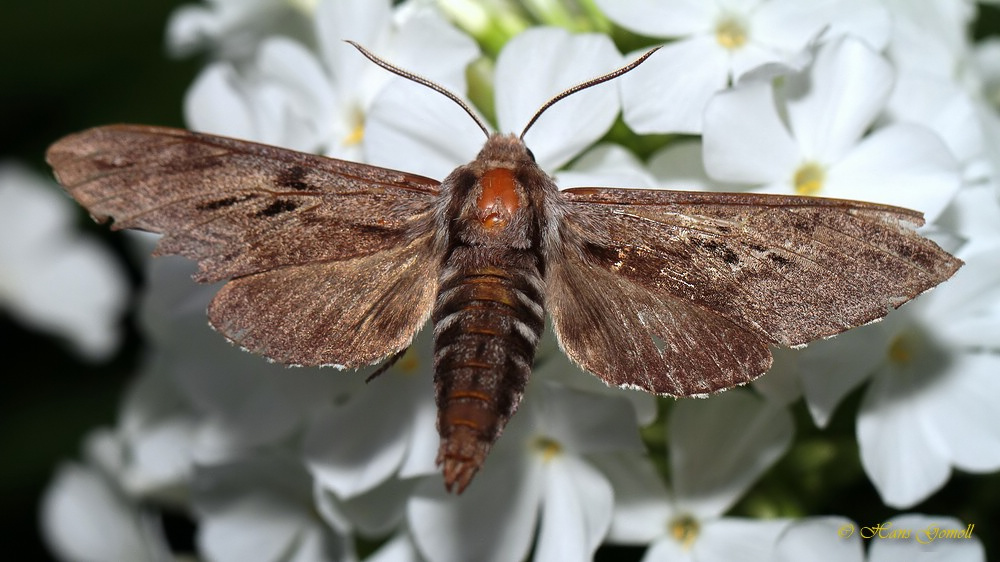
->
(398, 353, 420, 374)
(794, 162, 826, 196)
(670, 514, 700, 550)
(533, 436, 563, 462)
(342, 122, 364, 147)
(716, 16, 748, 50)
(888, 334, 911, 364)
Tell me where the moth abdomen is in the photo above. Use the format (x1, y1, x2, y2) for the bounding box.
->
(431, 248, 545, 492)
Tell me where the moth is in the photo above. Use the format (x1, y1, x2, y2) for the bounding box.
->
(47, 43, 962, 493)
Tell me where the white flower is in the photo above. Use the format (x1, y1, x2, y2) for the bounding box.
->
(138, 255, 358, 465)
(773, 516, 863, 562)
(603, 390, 793, 562)
(855, 246, 1000, 508)
(703, 36, 961, 221)
(970, 38, 1000, 192)
(364, 26, 624, 179)
(883, 0, 975, 79)
(304, 329, 439, 500)
(646, 138, 746, 192)
(0, 162, 128, 360)
(883, 70, 983, 185)
(936, 183, 1000, 256)
(92, 362, 201, 502)
(593, 0, 890, 133)
(554, 143, 657, 190)
(41, 459, 169, 562)
(185, 36, 337, 153)
(776, 242, 1000, 508)
(184, 0, 479, 161)
(880, 3, 992, 191)
(406, 363, 644, 562)
(167, 0, 316, 59)
(535, 338, 658, 426)
(192, 451, 356, 562)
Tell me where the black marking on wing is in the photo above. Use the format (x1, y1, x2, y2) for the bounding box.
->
(197, 194, 258, 211)
(275, 165, 314, 190)
(255, 199, 299, 218)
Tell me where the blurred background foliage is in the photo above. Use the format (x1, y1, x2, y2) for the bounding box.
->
(2, 1, 1000, 560)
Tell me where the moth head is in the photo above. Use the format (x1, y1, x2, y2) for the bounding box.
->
(476, 133, 534, 166)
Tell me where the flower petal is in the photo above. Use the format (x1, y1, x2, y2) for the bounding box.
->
(752, 0, 889, 53)
(648, 139, 746, 191)
(591, 453, 673, 544)
(858, 365, 952, 508)
(496, 27, 622, 169)
(620, 37, 730, 134)
(533, 380, 645, 455)
(594, 0, 715, 38)
(795, 321, 894, 428)
(316, 0, 392, 90)
(934, 185, 1000, 258)
(41, 463, 160, 562)
(784, 37, 893, 163)
(184, 63, 256, 140)
(886, 71, 981, 166)
(367, 531, 422, 562)
(364, 79, 485, 179)
(304, 397, 411, 499)
(332, 477, 418, 537)
(671, 390, 793, 517)
(537, 355, 658, 426)
(921, 248, 1000, 350)
(193, 453, 347, 562)
(0, 163, 127, 359)
(702, 81, 801, 183)
(774, 517, 863, 562)
(555, 143, 656, 190)
(922, 353, 1000, 472)
(384, 3, 481, 94)
(868, 514, 985, 561)
(642, 536, 693, 562)
(695, 518, 790, 562)
(826, 123, 960, 220)
(534, 456, 613, 561)
(408, 452, 541, 562)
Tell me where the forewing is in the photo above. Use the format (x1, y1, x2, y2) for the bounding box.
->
(548, 188, 962, 396)
(46, 124, 441, 282)
(47, 124, 444, 367)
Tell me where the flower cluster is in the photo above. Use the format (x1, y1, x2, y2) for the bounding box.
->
(24, 0, 1000, 561)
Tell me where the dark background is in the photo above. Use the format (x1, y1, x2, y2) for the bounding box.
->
(2, 1, 1000, 560)
(1, 1, 196, 559)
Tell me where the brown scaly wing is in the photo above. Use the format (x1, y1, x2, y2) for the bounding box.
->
(547, 188, 963, 397)
(47, 124, 443, 367)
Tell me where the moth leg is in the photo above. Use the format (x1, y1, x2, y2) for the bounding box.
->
(366, 348, 409, 382)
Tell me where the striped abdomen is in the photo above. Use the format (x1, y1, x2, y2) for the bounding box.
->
(432, 246, 545, 492)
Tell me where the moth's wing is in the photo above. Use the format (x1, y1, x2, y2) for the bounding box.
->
(548, 188, 963, 397)
(47, 124, 443, 367)
(47, 124, 440, 282)
(206, 234, 439, 366)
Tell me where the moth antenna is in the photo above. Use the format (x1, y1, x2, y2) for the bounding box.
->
(519, 47, 661, 140)
(346, 40, 492, 139)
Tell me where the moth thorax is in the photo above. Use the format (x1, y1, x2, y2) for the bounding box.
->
(476, 168, 520, 229)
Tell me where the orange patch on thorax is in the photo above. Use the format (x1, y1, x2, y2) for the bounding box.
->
(476, 168, 520, 229)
